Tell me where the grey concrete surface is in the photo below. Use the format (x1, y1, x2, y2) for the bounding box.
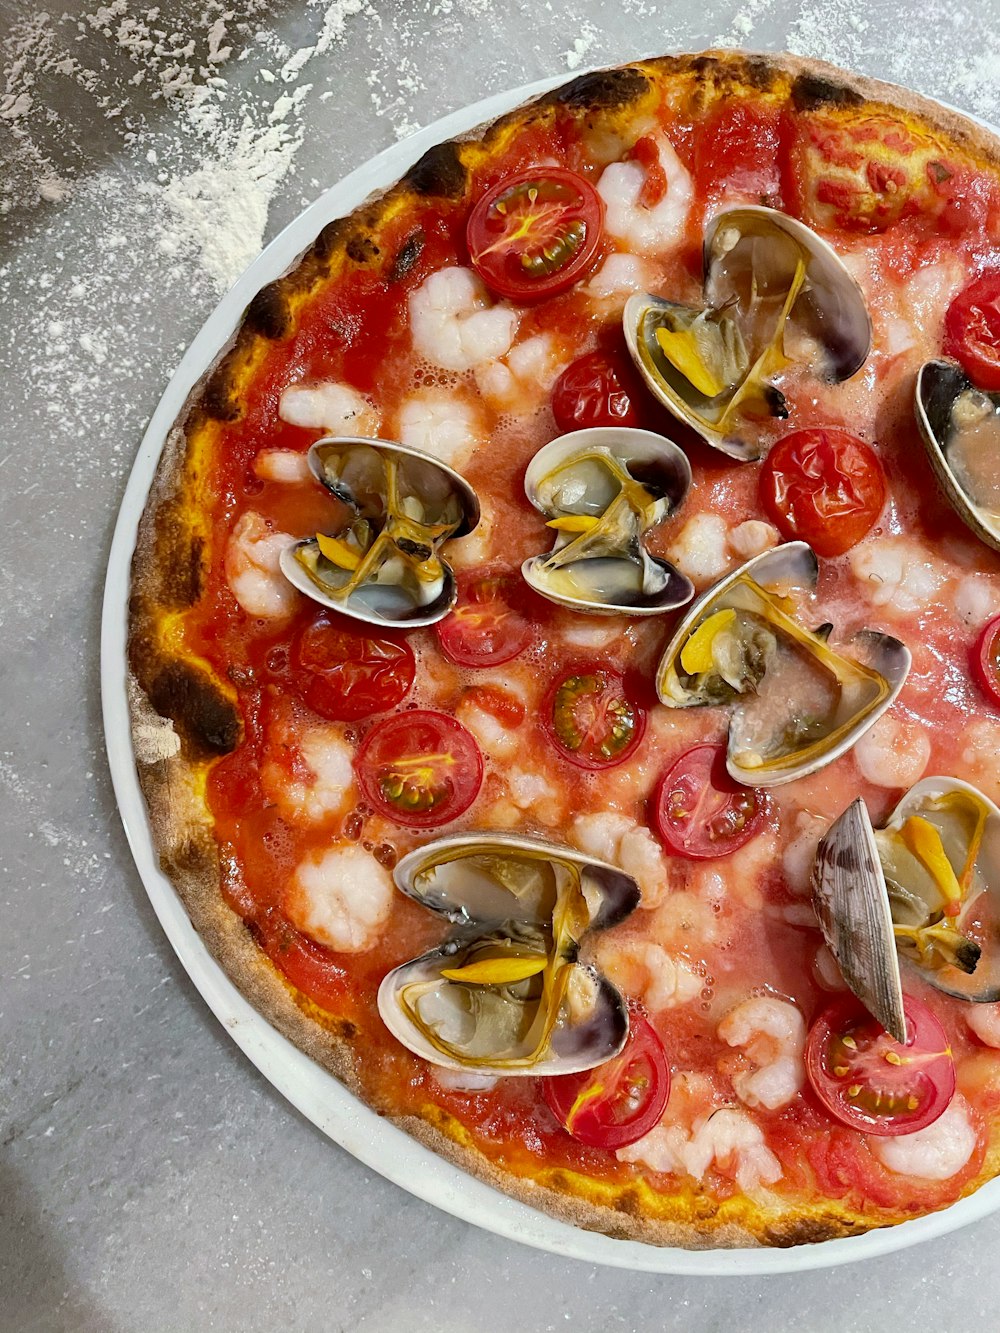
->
(4, 0, 1000, 1328)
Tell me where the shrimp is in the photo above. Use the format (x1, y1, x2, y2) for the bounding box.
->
(665, 514, 731, 585)
(474, 333, 568, 414)
(253, 449, 312, 484)
(570, 813, 673, 910)
(619, 1099, 783, 1194)
(954, 575, 1000, 627)
(278, 379, 378, 436)
(849, 536, 949, 614)
(455, 692, 523, 762)
(781, 809, 830, 897)
(224, 511, 299, 619)
(718, 997, 807, 1110)
(259, 703, 355, 826)
(584, 252, 657, 313)
(870, 1095, 978, 1180)
(597, 132, 694, 257)
(728, 519, 780, 562)
(408, 266, 517, 372)
(430, 1066, 499, 1094)
(967, 1003, 1000, 1048)
(506, 767, 562, 821)
(395, 384, 486, 472)
(592, 937, 701, 1012)
(283, 845, 395, 953)
(557, 616, 622, 649)
(854, 711, 931, 789)
(448, 494, 495, 571)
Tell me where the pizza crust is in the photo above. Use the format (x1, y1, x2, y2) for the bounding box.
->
(126, 48, 1000, 1250)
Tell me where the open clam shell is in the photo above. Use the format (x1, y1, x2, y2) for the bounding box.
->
(278, 436, 480, 629)
(914, 359, 1000, 554)
(624, 205, 872, 461)
(813, 778, 1000, 1034)
(655, 542, 911, 786)
(377, 833, 640, 1076)
(521, 427, 694, 616)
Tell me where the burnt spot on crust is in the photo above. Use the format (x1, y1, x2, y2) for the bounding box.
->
(345, 232, 380, 265)
(339, 1019, 358, 1040)
(610, 1187, 646, 1218)
(403, 141, 467, 199)
(552, 66, 649, 111)
(389, 228, 426, 283)
(791, 73, 864, 112)
(153, 516, 204, 608)
(313, 217, 349, 263)
(763, 1214, 853, 1247)
(146, 659, 242, 756)
(245, 282, 291, 340)
(161, 832, 215, 880)
(201, 351, 242, 422)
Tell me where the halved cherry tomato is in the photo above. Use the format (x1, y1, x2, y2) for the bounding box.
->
(945, 273, 1000, 391)
(290, 612, 415, 721)
(551, 350, 643, 433)
(544, 663, 645, 769)
(355, 709, 483, 828)
(805, 995, 956, 1136)
(652, 744, 768, 860)
(542, 1009, 670, 1150)
(466, 167, 604, 301)
(435, 569, 533, 668)
(760, 428, 887, 558)
(972, 613, 1000, 708)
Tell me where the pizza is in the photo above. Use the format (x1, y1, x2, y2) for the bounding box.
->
(127, 49, 1000, 1250)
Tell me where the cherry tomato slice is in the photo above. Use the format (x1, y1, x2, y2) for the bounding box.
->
(973, 614, 1000, 708)
(466, 167, 604, 302)
(551, 350, 643, 434)
(542, 1009, 670, 1150)
(355, 709, 483, 829)
(435, 569, 533, 668)
(544, 664, 645, 769)
(652, 744, 768, 860)
(945, 272, 1000, 391)
(805, 995, 956, 1136)
(760, 427, 887, 558)
(291, 612, 415, 721)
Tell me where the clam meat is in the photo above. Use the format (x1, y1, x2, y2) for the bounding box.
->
(656, 542, 911, 786)
(813, 778, 1000, 1039)
(521, 426, 694, 616)
(377, 833, 640, 1076)
(915, 358, 1000, 553)
(624, 205, 872, 460)
(279, 436, 480, 628)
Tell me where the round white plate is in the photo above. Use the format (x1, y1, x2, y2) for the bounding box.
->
(102, 65, 1000, 1274)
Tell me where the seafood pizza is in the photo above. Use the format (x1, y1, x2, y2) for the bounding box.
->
(127, 51, 1000, 1248)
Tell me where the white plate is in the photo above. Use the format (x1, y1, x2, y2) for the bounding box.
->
(102, 65, 1000, 1275)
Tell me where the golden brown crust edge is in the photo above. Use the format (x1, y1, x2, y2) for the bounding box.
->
(125, 49, 1000, 1250)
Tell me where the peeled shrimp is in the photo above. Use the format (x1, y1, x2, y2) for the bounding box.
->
(408, 266, 517, 372)
(278, 380, 378, 436)
(718, 997, 806, 1111)
(597, 132, 693, 257)
(224, 512, 298, 619)
(871, 1096, 978, 1180)
(593, 938, 701, 1012)
(395, 384, 485, 471)
(284, 845, 395, 953)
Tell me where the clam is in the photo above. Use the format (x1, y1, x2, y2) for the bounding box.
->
(655, 542, 911, 786)
(377, 833, 640, 1076)
(624, 205, 872, 460)
(278, 437, 480, 628)
(521, 426, 694, 616)
(915, 359, 1000, 553)
(813, 778, 1000, 1039)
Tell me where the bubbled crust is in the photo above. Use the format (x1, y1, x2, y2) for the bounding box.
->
(127, 49, 1000, 1249)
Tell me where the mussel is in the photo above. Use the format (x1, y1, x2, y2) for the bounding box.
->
(278, 437, 480, 628)
(813, 778, 1000, 1040)
(377, 833, 640, 1075)
(624, 206, 872, 460)
(655, 542, 911, 786)
(915, 358, 1000, 554)
(521, 427, 695, 616)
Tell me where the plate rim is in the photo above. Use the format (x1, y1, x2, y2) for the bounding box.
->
(101, 59, 1000, 1276)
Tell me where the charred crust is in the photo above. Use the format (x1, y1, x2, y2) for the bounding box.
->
(551, 66, 649, 111)
(145, 660, 242, 756)
(389, 228, 425, 282)
(201, 352, 242, 422)
(161, 832, 214, 880)
(611, 1187, 646, 1218)
(403, 141, 467, 199)
(345, 232, 380, 265)
(339, 1019, 358, 1040)
(763, 1215, 853, 1247)
(791, 72, 864, 112)
(313, 217, 349, 263)
(147, 514, 204, 608)
(245, 282, 291, 339)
